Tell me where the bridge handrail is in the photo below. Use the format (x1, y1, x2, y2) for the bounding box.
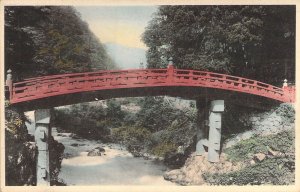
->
(173, 69, 285, 95)
(13, 68, 283, 94)
(9, 66, 295, 103)
(20, 68, 168, 83)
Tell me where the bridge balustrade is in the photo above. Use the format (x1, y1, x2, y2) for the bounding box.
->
(8, 66, 295, 104)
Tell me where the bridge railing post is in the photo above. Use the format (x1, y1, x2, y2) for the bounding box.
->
(5, 69, 13, 100)
(167, 57, 174, 83)
(282, 79, 296, 103)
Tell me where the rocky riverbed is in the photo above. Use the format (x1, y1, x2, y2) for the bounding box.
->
(53, 129, 176, 185)
(25, 111, 175, 185)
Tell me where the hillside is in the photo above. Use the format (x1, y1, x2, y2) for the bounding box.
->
(4, 6, 116, 186)
(5, 6, 116, 80)
(164, 103, 295, 185)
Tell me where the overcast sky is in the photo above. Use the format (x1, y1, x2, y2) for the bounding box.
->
(75, 6, 158, 49)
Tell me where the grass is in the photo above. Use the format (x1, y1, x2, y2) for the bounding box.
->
(204, 130, 295, 185)
(224, 130, 294, 162)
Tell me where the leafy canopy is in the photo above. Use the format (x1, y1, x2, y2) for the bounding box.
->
(142, 5, 295, 85)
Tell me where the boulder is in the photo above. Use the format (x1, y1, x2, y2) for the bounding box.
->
(253, 153, 266, 162)
(63, 153, 73, 159)
(164, 151, 186, 169)
(70, 143, 79, 147)
(95, 147, 105, 152)
(87, 147, 105, 156)
(267, 148, 279, 156)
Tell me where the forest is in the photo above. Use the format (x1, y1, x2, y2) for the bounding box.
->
(5, 6, 116, 81)
(143, 5, 295, 85)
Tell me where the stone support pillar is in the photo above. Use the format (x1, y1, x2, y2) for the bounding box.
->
(34, 109, 51, 185)
(207, 100, 224, 162)
(195, 99, 225, 163)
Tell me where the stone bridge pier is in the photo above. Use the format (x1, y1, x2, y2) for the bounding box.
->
(196, 100, 225, 162)
(34, 109, 52, 185)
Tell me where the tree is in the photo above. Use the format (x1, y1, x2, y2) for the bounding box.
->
(142, 5, 295, 85)
(5, 6, 117, 81)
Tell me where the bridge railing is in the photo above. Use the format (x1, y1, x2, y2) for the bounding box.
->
(8, 66, 295, 103)
(173, 68, 294, 102)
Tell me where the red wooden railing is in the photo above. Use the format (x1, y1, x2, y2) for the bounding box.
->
(7, 65, 295, 104)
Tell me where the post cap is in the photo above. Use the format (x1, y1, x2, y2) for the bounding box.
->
(168, 57, 173, 65)
(283, 79, 288, 87)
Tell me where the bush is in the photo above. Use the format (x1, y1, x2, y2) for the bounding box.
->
(151, 142, 177, 157)
(5, 107, 64, 186)
(53, 101, 123, 141)
(224, 130, 295, 162)
(203, 156, 295, 185)
(222, 105, 258, 140)
(136, 97, 182, 132)
(204, 129, 295, 185)
(275, 103, 295, 123)
(111, 126, 151, 154)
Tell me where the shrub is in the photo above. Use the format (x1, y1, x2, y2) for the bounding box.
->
(111, 126, 151, 152)
(275, 103, 295, 123)
(224, 130, 295, 162)
(203, 156, 295, 185)
(151, 142, 177, 157)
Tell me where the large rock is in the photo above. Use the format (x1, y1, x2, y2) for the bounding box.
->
(164, 152, 186, 169)
(87, 147, 105, 156)
(253, 153, 266, 162)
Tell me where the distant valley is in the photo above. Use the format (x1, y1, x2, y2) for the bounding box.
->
(104, 42, 147, 69)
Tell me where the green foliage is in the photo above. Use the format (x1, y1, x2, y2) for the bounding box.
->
(136, 97, 192, 132)
(204, 129, 295, 185)
(203, 156, 295, 185)
(111, 126, 151, 144)
(5, 100, 11, 107)
(54, 103, 109, 141)
(275, 103, 295, 123)
(106, 99, 126, 125)
(111, 126, 151, 154)
(150, 142, 177, 157)
(49, 136, 65, 185)
(53, 101, 126, 141)
(224, 130, 294, 162)
(5, 107, 64, 186)
(222, 105, 258, 140)
(143, 5, 295, 85)
(5, 6, 116, 80)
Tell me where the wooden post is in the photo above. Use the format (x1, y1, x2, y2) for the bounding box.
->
(6, 69, 13, 100)
(167, 57, 174, 84)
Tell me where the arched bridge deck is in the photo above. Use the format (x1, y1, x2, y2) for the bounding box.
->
(7, 65, 295, 110)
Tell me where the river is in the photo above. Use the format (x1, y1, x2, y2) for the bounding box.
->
(25, 111, 175, 185)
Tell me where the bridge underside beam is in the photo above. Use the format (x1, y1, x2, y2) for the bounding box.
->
(14, 86, 280, 111)
(35, 109, 51, 186)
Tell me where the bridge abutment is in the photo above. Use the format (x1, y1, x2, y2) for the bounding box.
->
(34, 109, 51, 186)
(196, 100, 224, 162)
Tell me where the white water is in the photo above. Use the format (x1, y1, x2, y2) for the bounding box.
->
(25, 111, 175, 185)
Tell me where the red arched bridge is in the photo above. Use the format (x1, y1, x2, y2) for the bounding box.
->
(5, 64, 295, 185)
(6, 64, 295, 111)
